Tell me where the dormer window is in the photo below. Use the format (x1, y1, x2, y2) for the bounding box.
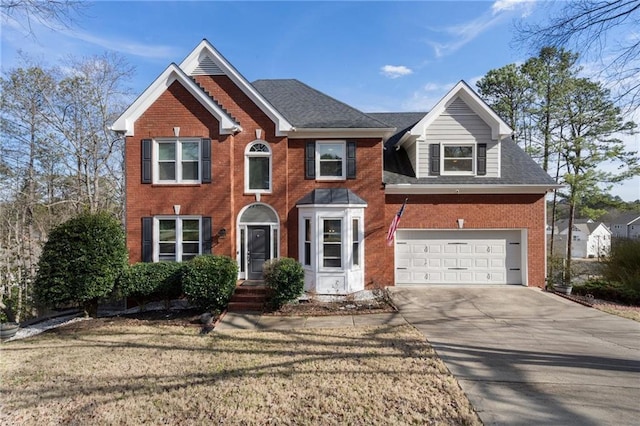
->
(443, 145, 474, 174)
(428, 142, 487, 177)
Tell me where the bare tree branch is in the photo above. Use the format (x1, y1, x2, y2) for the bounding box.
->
(517, 0, 640, 109)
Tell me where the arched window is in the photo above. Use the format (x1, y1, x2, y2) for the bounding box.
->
(245, 141, 272, 193)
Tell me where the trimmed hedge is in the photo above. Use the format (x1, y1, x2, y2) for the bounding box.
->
(573, 279, 640, 305)
(263, 257, 304, 309)
(182, 255, 238, 312)
(118, 262, 183, 309)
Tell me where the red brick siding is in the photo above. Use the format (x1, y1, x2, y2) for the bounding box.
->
(384, 194, 547, 287)
(127, 78, 288, 263)
(287, 139, 387, 289)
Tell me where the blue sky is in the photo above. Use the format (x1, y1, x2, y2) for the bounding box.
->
(2, 0, 638, 201)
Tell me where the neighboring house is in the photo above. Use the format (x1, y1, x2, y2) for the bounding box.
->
(608, 213, 640, 239)
(112, 40, 558, 294)
(549, 219, 612, 258)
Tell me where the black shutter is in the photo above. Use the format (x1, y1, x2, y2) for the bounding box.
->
(477, 143, 487, 176)
(202, 217, 212, 254)
(141, 139, 152, 183)
(142, 217, 153, 262)
(201, 138, 211, 183)
(305, 141, 315, 179)
(346, 140, 356, 179)
(429, 143, 440, 176)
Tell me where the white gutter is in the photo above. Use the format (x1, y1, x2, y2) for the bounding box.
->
(384, 183, 563, 195)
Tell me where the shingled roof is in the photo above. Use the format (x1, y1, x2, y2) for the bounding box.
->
(367, 97, 557, 188)
(252, 79, 389, 129)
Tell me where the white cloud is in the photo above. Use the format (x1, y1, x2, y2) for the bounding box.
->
(492, 0, 536, 17)
(428, 0, 536, 58)
(381, 65, 413, 79)
(403, 81, 456, 111)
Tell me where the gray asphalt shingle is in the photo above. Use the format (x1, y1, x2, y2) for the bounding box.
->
(252, 79, 389, 129)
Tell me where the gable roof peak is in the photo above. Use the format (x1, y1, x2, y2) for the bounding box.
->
(409, 80, 512, 141)
(178, 40, 293, 136)
(111, 62, 240, 136)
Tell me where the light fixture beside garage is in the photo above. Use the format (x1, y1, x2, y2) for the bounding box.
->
(457, 218, 464, 229)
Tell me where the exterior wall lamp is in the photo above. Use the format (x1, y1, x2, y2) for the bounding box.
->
(217, 228, 227, 238)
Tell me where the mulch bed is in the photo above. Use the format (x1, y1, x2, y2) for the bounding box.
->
(265, 298, 397, 316)
(45, 298, 397, 333)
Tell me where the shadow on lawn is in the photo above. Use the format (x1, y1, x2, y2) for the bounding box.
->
(1, 323, 439, 412)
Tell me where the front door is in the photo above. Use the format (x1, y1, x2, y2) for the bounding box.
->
(248, 226, 270, 280)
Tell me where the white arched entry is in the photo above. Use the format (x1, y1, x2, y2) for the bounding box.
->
(237, 203, 279, 280)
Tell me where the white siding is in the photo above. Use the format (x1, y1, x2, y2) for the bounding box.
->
(405, 140, 418, 177)
(419, 97, 499, 177)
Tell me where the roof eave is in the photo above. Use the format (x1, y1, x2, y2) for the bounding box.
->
(384, 183, 563, 195)
(111, 63, 240, 136)
(288, 127, 396, 139)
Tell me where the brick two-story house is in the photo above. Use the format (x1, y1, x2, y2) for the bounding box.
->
(112, 40, 557, 294)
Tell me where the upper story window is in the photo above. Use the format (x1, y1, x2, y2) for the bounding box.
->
(245, 141, 272, 193)
(429, 142, 486, 177)
(155, 138, 201, 183)
(305, 140, 356, 180)
(317, 142, 345, 179)
(442, 144, 474, 175)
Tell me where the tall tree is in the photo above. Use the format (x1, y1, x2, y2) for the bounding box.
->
(44, 52, 133, 213)
(0, 65, 56, 320)
(560, 78, 637, 283)
(476, 63, 533, 149)
(522, 47, 579, 173)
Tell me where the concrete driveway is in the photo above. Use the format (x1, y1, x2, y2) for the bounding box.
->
(388, 286, 640, 426)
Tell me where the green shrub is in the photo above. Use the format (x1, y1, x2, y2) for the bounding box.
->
(118, 262, 183, 309)
(182, 255, 238, 312)
(573, 279, 640, 305)
(603, 238, 640, 293)
(263, 257, 304, 309)
(34, 211, 128, 317)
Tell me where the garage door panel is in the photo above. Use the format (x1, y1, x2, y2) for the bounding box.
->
(396, 230, 523, 285)
(491, 258, 505, 268)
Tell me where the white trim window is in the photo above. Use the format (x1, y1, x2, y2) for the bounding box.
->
(322, 218, 342, 268)
(245, 140, 272, 193)
(155, 216, 201, 261)
(442, 144, 474, 175)
(155, 138, 201, 183)
(316, 141, 346, 180)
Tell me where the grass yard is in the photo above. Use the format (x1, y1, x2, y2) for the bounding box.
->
(0, 320, 480, 425)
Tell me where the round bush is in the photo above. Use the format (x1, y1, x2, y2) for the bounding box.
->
(263, 257, 304, 309)
(182, 255, 238, 312)
(34, 211, 128, 317)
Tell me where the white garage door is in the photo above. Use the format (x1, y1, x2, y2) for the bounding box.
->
(395, 230, 523, 285)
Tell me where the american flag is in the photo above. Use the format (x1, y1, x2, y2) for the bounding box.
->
(386, 198, 407, 246)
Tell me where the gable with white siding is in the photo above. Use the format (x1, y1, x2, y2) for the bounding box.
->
(416, 97, 500, 178)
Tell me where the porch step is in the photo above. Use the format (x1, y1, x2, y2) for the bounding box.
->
(227, 282, 270, 312)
